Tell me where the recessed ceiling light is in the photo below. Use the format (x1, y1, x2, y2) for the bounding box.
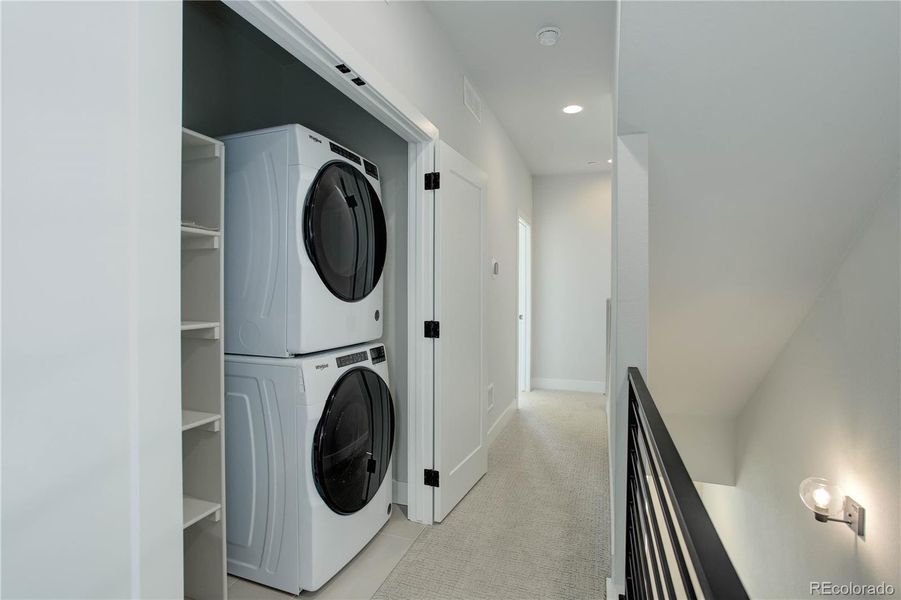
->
(536, 26, 561, 47)
(563, 105, 583, 114)
(607, 159, 613, 164)
(587, 161, 599, 165)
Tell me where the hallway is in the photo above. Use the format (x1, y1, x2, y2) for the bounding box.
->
(375, 390, 609, 600)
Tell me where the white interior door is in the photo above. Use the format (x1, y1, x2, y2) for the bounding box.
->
(517, 218, 531, 394)
(433, 141, 487, 522)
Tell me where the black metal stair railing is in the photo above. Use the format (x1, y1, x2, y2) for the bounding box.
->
(623, 367, 748, 599)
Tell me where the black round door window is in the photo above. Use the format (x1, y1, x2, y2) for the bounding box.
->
(313, 367, 395, 515)
(304, 162, 387, 302)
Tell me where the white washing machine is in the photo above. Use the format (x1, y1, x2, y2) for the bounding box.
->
(224, 342, 394, 593)
(222, 124, 386, 357)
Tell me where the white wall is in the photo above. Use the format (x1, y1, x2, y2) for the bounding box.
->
(1, 3, 183, 598)
(532, 174, 611, 392)
(699, 179, 901, 598)
(664, 413, 735, 485)
(306, 1, 533, 435)
(608, 134, 649, 593)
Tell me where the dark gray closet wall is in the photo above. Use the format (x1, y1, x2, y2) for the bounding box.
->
(184, 1, 409, 487)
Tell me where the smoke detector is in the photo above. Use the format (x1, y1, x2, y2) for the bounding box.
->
(536, 26, 561, 47)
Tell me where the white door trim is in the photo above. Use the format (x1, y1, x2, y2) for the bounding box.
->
(406, 140, 436, 524)
(225, 0, 439, 524)
(517, 216, 532, 396)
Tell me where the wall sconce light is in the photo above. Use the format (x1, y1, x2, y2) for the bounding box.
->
(799, 477, 865, 537)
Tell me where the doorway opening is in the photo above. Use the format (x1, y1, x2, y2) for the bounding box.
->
(517, 217, 532, 399)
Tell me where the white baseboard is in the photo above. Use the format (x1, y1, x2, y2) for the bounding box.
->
(487, 400, 516, 445)
(532, 377, 606, 394)
(392, 480, 407, 506)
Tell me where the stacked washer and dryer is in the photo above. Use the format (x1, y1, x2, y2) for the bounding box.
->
(221, 125, 395, 594)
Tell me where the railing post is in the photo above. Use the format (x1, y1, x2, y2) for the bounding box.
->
(624, 384, 636, 599)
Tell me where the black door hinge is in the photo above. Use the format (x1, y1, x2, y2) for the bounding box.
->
(425, 172, 440, 190)
(424, 469, 440, 487)
(424, 321, 440, 338)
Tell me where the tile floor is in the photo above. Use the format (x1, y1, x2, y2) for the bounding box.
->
(228, 504, 425, 600)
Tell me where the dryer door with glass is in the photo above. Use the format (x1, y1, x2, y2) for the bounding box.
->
(303, 162, 387, 302)
(312, 367, 394, 515)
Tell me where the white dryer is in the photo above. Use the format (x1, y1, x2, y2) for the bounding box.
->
(224, 343, 394, 593)
(222, 124, 386, 356)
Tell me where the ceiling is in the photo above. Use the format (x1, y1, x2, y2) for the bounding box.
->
(427, 1, 616, 176)
(618, 2, 900, 417)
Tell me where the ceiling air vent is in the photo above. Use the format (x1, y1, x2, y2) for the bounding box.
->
(463, 76, 482, 123)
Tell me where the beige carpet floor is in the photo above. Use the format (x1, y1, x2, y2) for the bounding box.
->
(374, 390, 610, 600)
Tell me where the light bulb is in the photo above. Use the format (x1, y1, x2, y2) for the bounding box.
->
(798, 476, 864, 535)
(562, 105, 583, 114)
(800, 477, 844, 517)
(812, 487, 831, 509)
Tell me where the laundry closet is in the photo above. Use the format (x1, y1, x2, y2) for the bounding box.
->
(182, 1, 410, 596)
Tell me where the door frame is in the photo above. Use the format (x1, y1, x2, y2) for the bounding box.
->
(517, 216, 532, 397)
(224, 0, 439, 524)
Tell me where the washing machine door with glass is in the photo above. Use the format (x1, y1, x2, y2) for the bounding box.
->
(312, 367, 395, 515)
(304, 162, 387, 303)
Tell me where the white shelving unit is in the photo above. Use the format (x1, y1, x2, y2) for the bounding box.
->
(181, 128, 227, 600)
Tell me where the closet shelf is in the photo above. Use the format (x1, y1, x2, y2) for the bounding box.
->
(181, 321, 221, 340)
(181, 225, 221, 250)
(183, 496, 221, 529)
(182, 409, 221, 433)
(182, 128, 223, 162)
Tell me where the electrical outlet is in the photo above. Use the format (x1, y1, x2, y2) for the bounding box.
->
(486, 383, 494, 412)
